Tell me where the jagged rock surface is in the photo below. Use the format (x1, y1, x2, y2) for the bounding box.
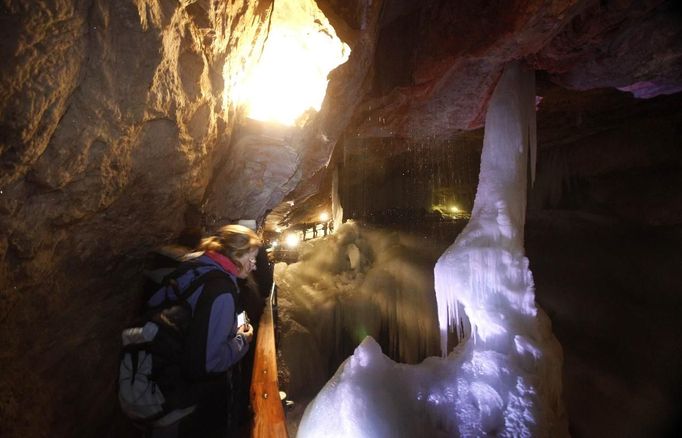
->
(0, 1, 272, 436)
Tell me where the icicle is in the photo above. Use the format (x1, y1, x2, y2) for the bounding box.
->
(435, 62, 536, 352)
(431, 60, 566, 434)
(332, 166, 343, 232)
(526, 74, 538, 188)
(298, 62, 567, 438)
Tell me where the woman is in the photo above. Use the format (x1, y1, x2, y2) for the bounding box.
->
(148, 224, 261, 437)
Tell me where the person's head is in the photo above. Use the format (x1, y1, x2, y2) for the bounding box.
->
(198, 224, 262, 278)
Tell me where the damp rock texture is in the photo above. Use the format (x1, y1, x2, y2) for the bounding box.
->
(345, 0, 682, 140)
(288, 0, 682, 216)
(0, 1, 272, 436)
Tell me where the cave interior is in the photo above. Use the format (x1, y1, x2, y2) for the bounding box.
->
(1, 0, 681, 437)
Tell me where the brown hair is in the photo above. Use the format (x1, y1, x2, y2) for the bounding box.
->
(198, 224, 261, 271)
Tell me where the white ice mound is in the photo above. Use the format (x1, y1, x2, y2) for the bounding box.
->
(297, 336, 437, 438)
(298, 334, 561, 437)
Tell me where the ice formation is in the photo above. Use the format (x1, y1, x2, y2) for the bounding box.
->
(274, 222, 442, 397)
(332, 167, 344, 233)
(296, 62, 567, 437)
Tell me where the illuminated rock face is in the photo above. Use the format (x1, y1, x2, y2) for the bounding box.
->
(343, 0, 682, 140)
(290, 0, 682, 199)
(532, 1, 682, 98)
(0, 1, 272, 436)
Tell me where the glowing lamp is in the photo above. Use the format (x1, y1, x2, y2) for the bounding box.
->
(320, 212, 329, 221)
(285, 234, 300, 248)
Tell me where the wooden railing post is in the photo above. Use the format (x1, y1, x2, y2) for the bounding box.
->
(250, 289, 288, 438)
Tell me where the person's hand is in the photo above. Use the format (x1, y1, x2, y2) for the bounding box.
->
(238, 323, 254, 344)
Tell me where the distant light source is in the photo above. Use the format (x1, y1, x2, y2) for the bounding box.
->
(235, 0, 350, 126)
(271, 241, 279, 248)
(285, 234, 300, 248)
(450, 206, 459, 213)
(320, 212, 329, 221)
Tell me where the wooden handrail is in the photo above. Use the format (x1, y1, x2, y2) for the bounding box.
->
(250, 293, 288, 437)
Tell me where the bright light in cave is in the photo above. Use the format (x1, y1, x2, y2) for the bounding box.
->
(431, 202, 470, 219)
(237, 0, 350, 126)
(285, 233, 300, 248)
(319, 212, 329, 221)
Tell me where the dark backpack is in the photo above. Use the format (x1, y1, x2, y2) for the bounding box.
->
(118, 261, 236, 425)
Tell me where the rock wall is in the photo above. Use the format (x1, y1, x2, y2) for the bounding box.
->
(0, 1, 272, 436)
(344, 0, 682, 140)
(531, 83, 682, 226)
(533, 0, 682, 97)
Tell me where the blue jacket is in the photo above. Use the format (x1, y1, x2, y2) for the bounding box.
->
(147, 254, 249, 375)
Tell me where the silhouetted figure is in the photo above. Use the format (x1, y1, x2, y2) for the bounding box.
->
(145, 225, 261, 438)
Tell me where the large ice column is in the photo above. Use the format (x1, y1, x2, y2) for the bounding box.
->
(435, 61, 536, 352)
(434, 61, 565, 434)
(297, 62, 566, 438)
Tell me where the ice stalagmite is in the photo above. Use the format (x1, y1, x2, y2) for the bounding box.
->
(435, 60, 537, 352)
(297, 62, 567, 438)
(434, 61, 565, 436)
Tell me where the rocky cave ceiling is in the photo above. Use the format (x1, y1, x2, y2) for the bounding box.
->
(0, 0, 681, 436)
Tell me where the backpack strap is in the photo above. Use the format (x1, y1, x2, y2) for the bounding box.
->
(150, 261, 232, 313)
(183, 272, 239, 381)
(161, 260, 209, 304)
(161, 260, 206, 287)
